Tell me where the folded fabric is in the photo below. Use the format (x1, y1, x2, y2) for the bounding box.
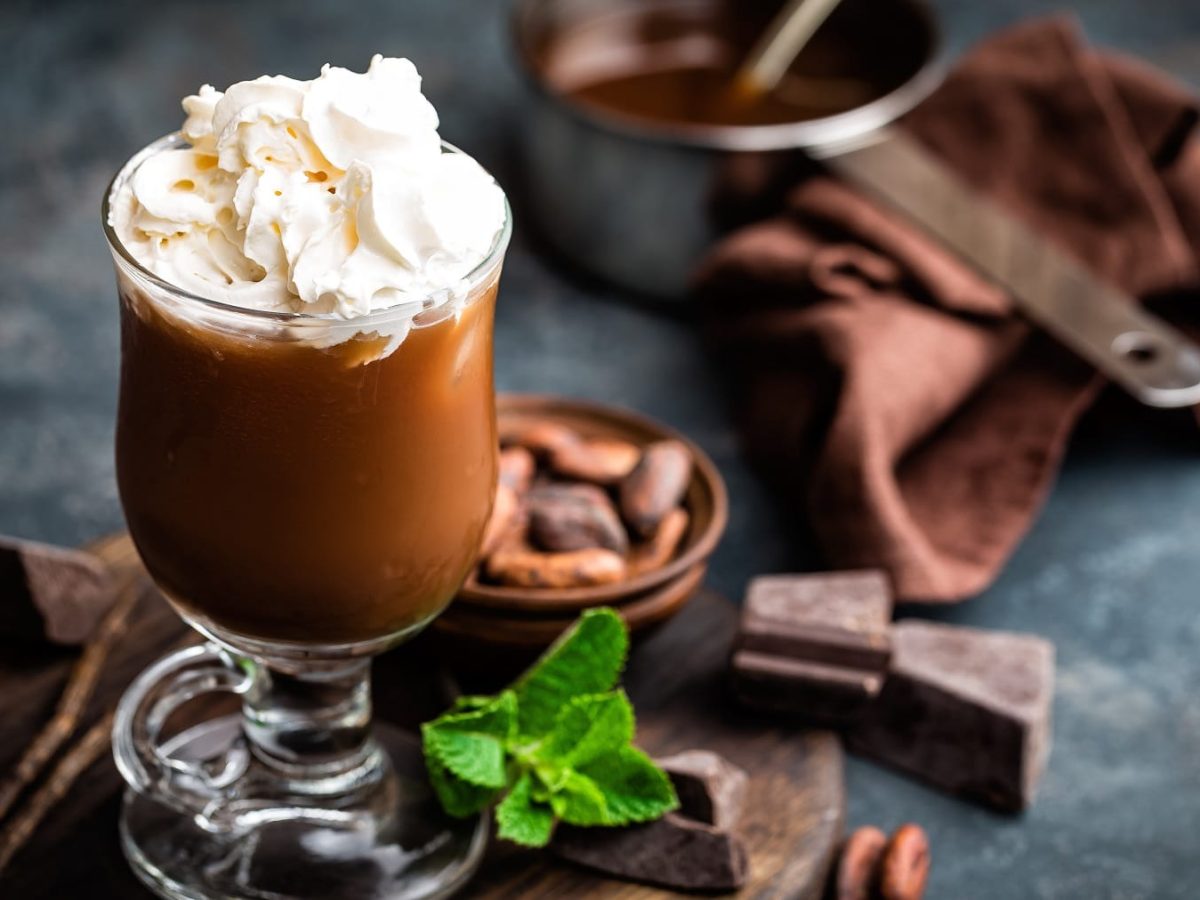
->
(696, 17, 1200, 602)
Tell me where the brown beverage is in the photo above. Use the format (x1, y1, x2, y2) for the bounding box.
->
(107, 60, 512, 900)
(533, 0, 933, 128)
(115, 276, 500, 646)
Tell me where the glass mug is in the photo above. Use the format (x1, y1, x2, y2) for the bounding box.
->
(103, 134, 511, 900)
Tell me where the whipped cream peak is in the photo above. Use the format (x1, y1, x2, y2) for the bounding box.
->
(109, 55, 506, 320)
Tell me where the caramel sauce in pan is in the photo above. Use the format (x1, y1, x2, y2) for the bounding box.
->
(536, 0, 932, 128)
(116, 282, 499, 646)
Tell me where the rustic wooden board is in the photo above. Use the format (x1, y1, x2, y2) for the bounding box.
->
(0, 535, 843, 899)
(460, 585, 845, 900)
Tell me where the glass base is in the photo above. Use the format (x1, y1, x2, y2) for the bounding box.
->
(120, 715, 487, 900)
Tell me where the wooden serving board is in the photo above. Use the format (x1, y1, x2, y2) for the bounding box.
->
(461, 587, 846, 900)
(0, 534, 844, 899)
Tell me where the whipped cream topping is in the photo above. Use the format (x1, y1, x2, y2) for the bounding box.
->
(108, 56, 506, 319)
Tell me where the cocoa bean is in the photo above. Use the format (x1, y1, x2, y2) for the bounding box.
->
(549, 438, 640, 485)
(619, 440, 693, 538)
(499, 446, 536, 493)
(528, 484, 628, 554)
(629, 507, 690, 576)
(479, 484, 521, 558)
(500, 421, 580, 458)
(485, 547, 626, 588)
(879, 824, 930, 900)
(530, 482, 610, 505)
(835, 826, 887, 900)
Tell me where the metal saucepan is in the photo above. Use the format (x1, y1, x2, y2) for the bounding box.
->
(511, 0, 1200, 408)
(511, 0, 943, 297)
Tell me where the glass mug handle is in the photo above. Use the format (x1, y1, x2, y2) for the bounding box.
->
(112, 642, 254, 831)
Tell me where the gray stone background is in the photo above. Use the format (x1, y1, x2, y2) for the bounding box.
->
(2, 0, 1199, 897)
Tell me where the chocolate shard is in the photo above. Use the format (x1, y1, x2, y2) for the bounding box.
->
(732, 650, 884, 724)
(846, 620, 1054, 812)
(0, 537, 116, 645)
(657, 749, 748, 830)
(738, 616, 891, 673)
(552, 813, 748, 892)
(741, 570, 892, 670)
(732, 571, 893, 724)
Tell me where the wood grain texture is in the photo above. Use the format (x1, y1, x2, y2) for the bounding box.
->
(0, 534, 191, 897)
(0, 535, 843, 899)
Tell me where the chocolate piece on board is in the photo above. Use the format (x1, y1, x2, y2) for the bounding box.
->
(553, 813, 748, 891)
(738, 616, 891, 673)
(0, 537, 115, 645)
(742, 571, 892, 668)
(657, 749, 748, 830)
(847, 620, 1054, 812)
(732, 650, 884, 723)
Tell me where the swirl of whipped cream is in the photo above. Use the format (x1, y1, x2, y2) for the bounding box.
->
(108, 56, 506, 319)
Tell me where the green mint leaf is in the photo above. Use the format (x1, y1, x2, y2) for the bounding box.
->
(541, 690, 634, 769)
(548, 770, 609, 826)
(424, 752, 498, 818)
(513, 607, 628, 737)
(444, 690, 518, 740)
(424, 727, 507, 789)
(530, 757, 570, 796)
(421, 608, 677, 843)
(422, 691, 516, 788)
(578, 745, 679, 826)
(451, 694, 500, 712)
(496, 772, 555, 847)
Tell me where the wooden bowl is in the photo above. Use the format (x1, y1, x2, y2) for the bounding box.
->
(442, 562, 705, 646)
(430, 563, 707, 675)
(457, 393, 728, 616)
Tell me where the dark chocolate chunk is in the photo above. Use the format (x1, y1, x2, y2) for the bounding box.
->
(743, 571, 892, 663)
(552, 813, 748, 891)
(846, 620, 1054, 812)
(732, 571, 893, 724)
(732, 650, 884, 724)
(738, 616, 891, 673)
(0, 537, 116, 645)
(657, 749, 748, 830)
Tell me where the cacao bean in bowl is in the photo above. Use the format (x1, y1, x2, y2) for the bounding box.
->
(457, 393, 728, 614)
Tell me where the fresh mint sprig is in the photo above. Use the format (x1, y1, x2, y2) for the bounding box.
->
(421, 607, 678, 846)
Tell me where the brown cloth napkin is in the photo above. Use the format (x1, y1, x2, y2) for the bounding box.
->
(696, 17, 1200, 602)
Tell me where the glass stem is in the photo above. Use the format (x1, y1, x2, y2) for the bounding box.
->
(242, 657, 380, 785)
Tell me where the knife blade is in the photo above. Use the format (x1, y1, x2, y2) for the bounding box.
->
(821, 127, 1200, 408)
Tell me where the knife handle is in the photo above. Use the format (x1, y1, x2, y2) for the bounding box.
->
(823, 128, 1200, 409)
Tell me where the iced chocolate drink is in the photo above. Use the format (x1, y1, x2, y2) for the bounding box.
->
(106, 57, 510, 648)
(105, 56, 511, 900)
(115, 275, 498, 645)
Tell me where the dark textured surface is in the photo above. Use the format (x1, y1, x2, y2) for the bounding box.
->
(1, 0, 1198, 897)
